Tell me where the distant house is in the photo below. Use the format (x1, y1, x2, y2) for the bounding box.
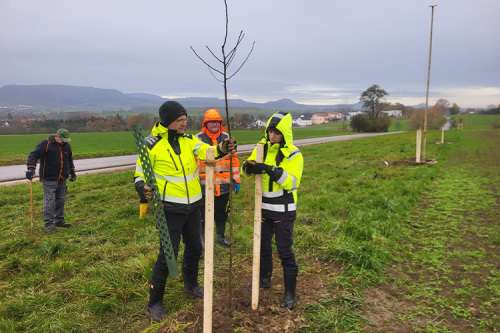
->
(327, 111, 343, 120)
(254, 119, 267, 128)
(312, 113, 329, 125)
(347, 111, 365, 120)
(294, 114, 313, 127)
(380, 110, 402, 117)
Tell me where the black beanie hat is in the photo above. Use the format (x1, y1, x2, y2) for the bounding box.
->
(159, 101, 188, 127)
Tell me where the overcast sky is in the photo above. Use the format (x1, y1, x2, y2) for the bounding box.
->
(1, 0, 499, 108)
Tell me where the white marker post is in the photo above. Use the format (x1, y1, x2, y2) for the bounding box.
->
(252, 143, 264, 310)
(416, 129, 422, 163)
(203, 148, 215, 333)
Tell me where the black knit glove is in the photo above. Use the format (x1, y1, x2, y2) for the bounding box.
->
(251, 163, 274, 175)
(26, 167, 35, 180)
(250, 163, 283, 182)
(242, 160, 256, 175)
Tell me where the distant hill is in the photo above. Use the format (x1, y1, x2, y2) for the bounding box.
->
(0, 84, 363, 111)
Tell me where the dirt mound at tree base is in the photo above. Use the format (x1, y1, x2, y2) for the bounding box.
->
(157, 260, 339, 332)
(390, 158, 437, 166)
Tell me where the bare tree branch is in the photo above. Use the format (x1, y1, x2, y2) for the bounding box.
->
(190, 0, 255, 312)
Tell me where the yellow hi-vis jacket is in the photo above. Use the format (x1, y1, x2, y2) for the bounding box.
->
(247, 111, 303, 221)
(134, 122, 223, 213)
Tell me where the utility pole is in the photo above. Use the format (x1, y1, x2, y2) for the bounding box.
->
(423, 5, 437, 159)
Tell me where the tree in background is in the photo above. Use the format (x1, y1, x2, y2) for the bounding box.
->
(448, 103, 461, 115)
(434, 98, 450, 114)
(360, 84, 389, 120)
(126, 114, 154, 131)
(350, 113, 391, 132)
(407, 102, 447, 131)
(484, 104, 500, 115)
(350, 85, 391, 132)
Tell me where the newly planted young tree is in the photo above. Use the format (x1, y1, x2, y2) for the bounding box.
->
(190, 1, 255, 133)
(190, 0, 254, 312)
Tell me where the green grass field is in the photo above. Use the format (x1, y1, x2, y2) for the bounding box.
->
(1, 122, 365, 166)
(0, 114, 498, 332)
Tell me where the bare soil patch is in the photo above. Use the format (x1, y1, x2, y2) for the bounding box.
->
(155, 258, 342, 332)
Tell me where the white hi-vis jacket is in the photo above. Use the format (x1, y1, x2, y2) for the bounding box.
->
(247, 111, 303, 220)
(134, 122, 223, 214)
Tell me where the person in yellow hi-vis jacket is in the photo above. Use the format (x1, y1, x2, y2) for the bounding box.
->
(134, 101, 236, 322)
(195, 109, 241, 248)
(242, 111, 303, 310)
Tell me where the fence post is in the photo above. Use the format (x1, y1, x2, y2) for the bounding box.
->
(416, 129, 422, 163)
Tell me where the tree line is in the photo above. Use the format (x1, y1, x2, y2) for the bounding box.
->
(0, 111, 270, 135)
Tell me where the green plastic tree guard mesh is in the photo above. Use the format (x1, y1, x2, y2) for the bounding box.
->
(133, 125, 180, 278)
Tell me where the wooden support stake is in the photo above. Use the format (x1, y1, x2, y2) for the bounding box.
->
(441, 126, 444, 144)
(251, 143, 264, 310)
(203, 148, 215, 333)
(30, 179, 34, 236)
(416, 129, 422, 163)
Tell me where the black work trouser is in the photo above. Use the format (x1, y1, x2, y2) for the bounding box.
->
(260, 218, 297, 269)
(152, 208, 203, 282)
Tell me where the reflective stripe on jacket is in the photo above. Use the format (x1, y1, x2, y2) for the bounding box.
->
(194, 131, 241, 196)
(134, 122, 221, 213)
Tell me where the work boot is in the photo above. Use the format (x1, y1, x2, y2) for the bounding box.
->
(147, 275, 167, 322)
(245, 256, 272, 292)
(280, 266, 298, 310)
(55, 221, 72, 228)
(216, 234, 231, 248)
(182, 264, 204, 299)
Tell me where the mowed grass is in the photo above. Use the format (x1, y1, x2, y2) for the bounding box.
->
(0, 115, 498, 332)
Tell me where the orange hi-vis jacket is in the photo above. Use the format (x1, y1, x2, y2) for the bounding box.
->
(195, 110, 241, 196)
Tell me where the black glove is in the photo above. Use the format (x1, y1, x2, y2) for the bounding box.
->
(219, 136, 237, 154)
(251, 163, 274, 175)
(242, 160, 256, 175)
(26, 168, 35, 180)
(251, 163, 283, 182)
(135, 180, 148, 203)
(69, 172, 77, 182)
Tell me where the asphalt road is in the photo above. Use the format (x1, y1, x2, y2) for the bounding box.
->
(0, 132, 402, 186)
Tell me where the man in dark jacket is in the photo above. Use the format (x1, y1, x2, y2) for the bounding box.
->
(26, 128, 76, 233)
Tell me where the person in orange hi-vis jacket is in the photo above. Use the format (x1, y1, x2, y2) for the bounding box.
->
(195, 109, 241, 248)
